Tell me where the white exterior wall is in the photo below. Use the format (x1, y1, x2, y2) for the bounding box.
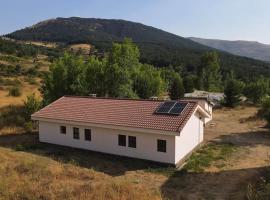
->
(197, 100, 212, 123)
(39, 121, 176, 164)
(175, 112, 204, 164)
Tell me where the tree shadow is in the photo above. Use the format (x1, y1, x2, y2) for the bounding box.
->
(0, 132, 171, 176)
(212, 130, 270, 147)
(161, 166, 268, 200)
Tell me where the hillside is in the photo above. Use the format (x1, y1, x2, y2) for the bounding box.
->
(6, 17, 270, 79)
(189, 37, 270, 62)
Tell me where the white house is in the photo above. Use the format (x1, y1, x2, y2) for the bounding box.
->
(31, 96, 211, 166)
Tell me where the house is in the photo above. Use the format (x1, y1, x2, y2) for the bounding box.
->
(31, 96, 211, 166)
(183, 97, 214, 124)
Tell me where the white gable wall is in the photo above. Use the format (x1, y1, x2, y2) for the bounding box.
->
(39, 121, 176, 164)
(174, 111, 204, 164)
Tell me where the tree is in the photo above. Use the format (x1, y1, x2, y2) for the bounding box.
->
(133, 64, 165, 99)
(198, 52, 222, 92)
(183, 75, 196, 93)
(105, 38, 140, 98)
(79, 56, 106, 96)
(23, 93, 41, 120)
(169, 75, 184, 100)
(258, 97, 270, 125)
(243, 77, 269, 104)
(41, 53, 84, 104)
(224, 78, 244, 107)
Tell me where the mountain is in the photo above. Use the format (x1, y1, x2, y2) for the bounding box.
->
(189, 37, 270, 62)
(6, 17, 270, 79)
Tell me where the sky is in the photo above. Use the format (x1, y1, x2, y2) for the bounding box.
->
(1, 0, 270, 44)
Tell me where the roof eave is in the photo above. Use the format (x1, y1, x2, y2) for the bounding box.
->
(31, 116, 179, 136)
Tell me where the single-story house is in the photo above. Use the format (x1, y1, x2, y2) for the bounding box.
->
(31, 96, 211, 166)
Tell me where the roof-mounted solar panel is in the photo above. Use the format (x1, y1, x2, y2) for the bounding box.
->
(155, 101, 188, 115)
(169, 102, 188, 115)
(155, 101, 176, 114)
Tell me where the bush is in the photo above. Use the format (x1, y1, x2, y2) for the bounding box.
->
(224, 79, 244, 107)
(8, 86, 21, 97)
(258, 97, 270, 125)
(23, 94, 42, 120)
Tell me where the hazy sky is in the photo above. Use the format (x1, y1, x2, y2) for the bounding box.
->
(1, 0, 270, 44)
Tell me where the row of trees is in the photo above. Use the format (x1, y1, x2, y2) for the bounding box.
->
(40, 38, 270, 110)
(41, 39, 186, 104)
(224, 75, 269, 107)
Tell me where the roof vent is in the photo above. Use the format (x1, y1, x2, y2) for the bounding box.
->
(149, 96, 158, 100)
(89, 94, 97, 98)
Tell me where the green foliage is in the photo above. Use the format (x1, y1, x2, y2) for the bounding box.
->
(41, 53, 84, 104)
(183, 75, 196, 93)
(169, 74, 184, 100)
(244, 78, 269, 104)
(184, 143, 237, 172)
(133, 64, 165, 99)
(6, 17, 270, 80)
(258, 97, 270, 125)
(198, 52, 222, 92)
(224, 78, 244, 107)
(41, 39, 167, 104)
(23, 93, 42, 120)
(8, 86, 21, 97)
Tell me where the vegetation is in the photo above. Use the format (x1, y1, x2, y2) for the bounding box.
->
(23, 94, 41, 120)
(169, 74, 184, 100)
(41, 39, 168, 104)
(183, 143, 237, 172)
(258, 97, 270, 125)
(6, 17, 270, 80)
(8, 86, 21, 97)
(244, 77, 269, 104)
(224, 77, 244, 107)
(198, 52, 222, 92)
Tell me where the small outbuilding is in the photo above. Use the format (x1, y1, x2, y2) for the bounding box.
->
(31, 96, 211, 166)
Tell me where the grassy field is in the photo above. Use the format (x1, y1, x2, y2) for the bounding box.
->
(0, 104, 269, 199)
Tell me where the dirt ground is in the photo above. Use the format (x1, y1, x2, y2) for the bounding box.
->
(160, 106, 270, 200)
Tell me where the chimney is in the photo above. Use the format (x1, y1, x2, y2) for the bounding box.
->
(89, 94, 97, 98)
(149, 96, 158, 100)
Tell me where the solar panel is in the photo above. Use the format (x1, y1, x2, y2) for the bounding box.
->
(155, 101, 176, 114)
(169, 102, 188, 115)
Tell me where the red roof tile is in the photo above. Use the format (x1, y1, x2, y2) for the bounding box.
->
(32, 96, 199, 133)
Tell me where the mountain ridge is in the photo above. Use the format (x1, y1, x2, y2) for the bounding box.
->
(6, 17, 270, 79)
(189, 37, 270, 62)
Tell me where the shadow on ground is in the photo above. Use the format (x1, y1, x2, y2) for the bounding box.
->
(0, 132, 171, 176)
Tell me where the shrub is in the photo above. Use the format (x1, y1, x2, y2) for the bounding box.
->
(258, 97, 270, 125)
(23, 94, 42, 120)
(8, 86, 21, 97)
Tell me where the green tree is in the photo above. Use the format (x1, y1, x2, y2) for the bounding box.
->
(41, 53, 84, 104)
(105, 38, 140, 98)
(243, 77, 269, 104)
(169, 74, 184, 100)
(79, 56, 106, 96)
(198, 52, 222, 92)
(23, 93, 41, 120)
(183, 75, 196, 93)
(133, 64, 165, 99)
(258, 97, 270, 125)
(224, 78, 244, 107)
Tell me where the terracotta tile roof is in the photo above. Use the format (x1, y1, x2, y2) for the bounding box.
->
(32, 96, 199, 133)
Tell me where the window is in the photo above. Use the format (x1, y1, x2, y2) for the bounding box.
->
(73, 127, 80, 139)
(60, 126, 66, 134)
(118, 134, 126, 146)
(128, 136, 136, 148)
(84, 129, 91, 141)
(157, 139, 166, 153)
